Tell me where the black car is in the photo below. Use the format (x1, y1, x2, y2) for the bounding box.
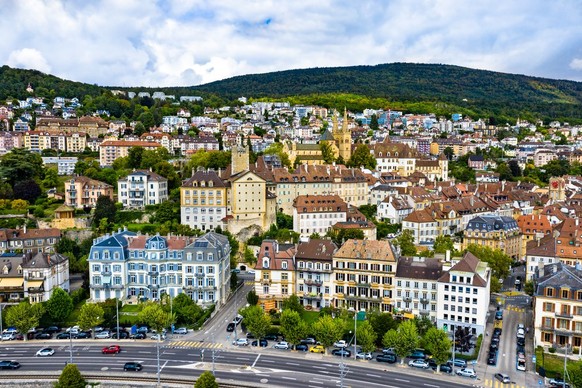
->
(35, 333, 52, 340)
(376, 354, 397, 363)
(516, 345, 525, 354)
(130, 333, 146, 339)
(76, 332, 91, 339)
(487, 351, 497, 365)
(264, 334, 279, 341)
(517, 337, 525, 346)
(489, 342, 499, 351)
(123, 362, 142, 371)
(331, 348, 351, 357)
(0, 361, 20, 370)
(43, 326, 60, 334)
(226, 323, 235, 332)
(251, 339, 268, 347)
(437, 364, 453, 373)
(56, 333, 71, 339)
(295, 344, 308, 352)
(493, 328, 502, 336)
(112, 331, 129, 339)
(246, 332, 255, 339)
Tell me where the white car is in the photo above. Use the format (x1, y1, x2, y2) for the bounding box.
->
(36, 347, 55, 357)
(174, 327, 188, 335)
(233, 338, 249, 346)
(356, 352, 373, 360)
(408, 359, 430, 369)
(95, 330, 111, 339)
(66, 326, 80, 334)
(247, 270, 256, 275)
(1, 333, 15, 341)
(456, 368, 477, 378)
(151, 333, 166, 341)
(333, 340, 348, 348)
(273, 341, 289, 349)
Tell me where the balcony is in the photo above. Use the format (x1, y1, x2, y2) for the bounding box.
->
(419, 309, 431, 315)
(25, 275, 45, 281)
(148, 284, 159, 290)
(304, 279, 323, 287)
(420, 298, 429, 305)
(403, 297, 412, 302)
(101, 270, 112, 276)
(357, 283, 371, 288)
(304, 292, 323, 300)
(261, 279, 271, 285)
(555, 311, 573, 319)
(90, 284, 104, 289)
(555, 327, 572, 336)
(148, 271, 159, 277)
(344, 294, 371, 302)
(195, 272, 205, 278)
(111, 284, 124, 289)
(183, 285, 195, 290)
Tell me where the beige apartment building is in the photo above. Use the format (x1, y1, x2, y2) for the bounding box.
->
(99, 140, 162, 166)
(333, 239, 397, 312)
(254, 240, 296, 311)
(65, 176, 114, 209)
(295, 239, 338, 310)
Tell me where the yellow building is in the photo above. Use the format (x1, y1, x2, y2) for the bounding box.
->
(66, 132, 87, 153)
(180, 168, 228, 232)
(333, 239, 397, 312)
(463, 215, 521, 259)
(254, 240, 296, 311)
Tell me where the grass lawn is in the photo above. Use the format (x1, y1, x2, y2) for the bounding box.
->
(64, 299, 87, 326)
(535, 347, 576, 379)
(301, 311, 320, 325)
(121, 304, 142, 313)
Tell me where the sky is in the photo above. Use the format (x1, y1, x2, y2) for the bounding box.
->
(3, 0, 582, 88)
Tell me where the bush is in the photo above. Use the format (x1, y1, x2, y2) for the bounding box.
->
(55, 363, 86, 388)
(194, 305, 215, 329)
(549, 347, 556, 353)
(71, 289, 88, 305)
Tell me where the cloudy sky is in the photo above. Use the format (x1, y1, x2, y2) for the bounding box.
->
(4, 0, 582, 87)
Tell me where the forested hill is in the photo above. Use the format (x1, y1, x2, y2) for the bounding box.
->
(2, 63, 582, 123)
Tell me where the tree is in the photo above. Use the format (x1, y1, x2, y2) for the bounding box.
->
(280, 309, 308, 346)
(172, 293, 203, 325)
(319, 142, 336, 164)
(508, 159, 522, 177)
(370, 114, 379, 131)
(13, 179, 42, 202)
(356, 321, 377, 353)
(282, 294, 304, 315)
(443, 146, 454, 161)
(55, 363, 87, 388)
(42, 167, 59, 189)
(368, 311, 397, 346)
(264, 143, 292, 169)
(46, 288, 74, 324)
(243, 246, 257, 266)
(10, 199, 28, 212)
(239, 305, 271, 340)
(465, 244, 512, 281)
(433, 235, 454, 254)
(127, 146, 145, 169)
(568, 360, 582, 388)
(327, 229, 364, 246)
(414, 316, 434, 336)
(138, 302, 173, 332)
(195, 370, 218, 388)
(77, 303, 104, 333)
(423, 327, 451, 370)
(0, 148, 44, 185)
(382, 320, 419, 364)
(347, 143, 376, 169)
(133, 122, 146, 136)
(524, 280, 534, 296)
(5, 301, 44, 340)
(495, 162, 513, 181)
(246, 290, 259, 306)
(92, 195, 117, 227)
(276, 212, 293, 229)
(153, 200, 178, 224)
(394, 229, 417, 256)
(311, 315, 344, 353)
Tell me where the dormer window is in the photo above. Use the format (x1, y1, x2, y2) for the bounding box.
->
(2, 266, 8, 274)
(282, 261, 288, 270)
(263, 258, 269, 269)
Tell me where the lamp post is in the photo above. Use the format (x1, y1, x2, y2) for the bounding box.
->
(353, 312, 357, 360)
(69, 327, 73, 364)
(116, 298, 120, 341)
(156, 336, 161, 386)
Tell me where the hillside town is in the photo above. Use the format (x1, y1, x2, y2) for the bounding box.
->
(1, 87, 582, 387)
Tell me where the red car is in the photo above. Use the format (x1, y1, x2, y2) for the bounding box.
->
(102, 345, 121, 354)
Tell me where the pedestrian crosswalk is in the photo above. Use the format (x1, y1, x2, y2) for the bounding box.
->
(164, 341, 223, 349)
(244, 280, 254, 285)
(505, 306, 524, 312)
(482, 379, 527, 388)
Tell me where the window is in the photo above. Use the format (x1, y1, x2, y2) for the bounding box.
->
(282, 261, 288, 270)
(561, 289, 570, 299)
(546, 288, 554, 297)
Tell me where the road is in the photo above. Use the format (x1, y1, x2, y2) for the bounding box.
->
(0, 342, 477, 388)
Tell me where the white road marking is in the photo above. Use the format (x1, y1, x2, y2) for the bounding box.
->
(281, 376, 297, 380)
(423, 384, 439, 388)
(285, 362, 299, 366)
(309, 381, 324, 384)
(312, 365, 326, 369)
(236, 357, 249, 360)
(395, 378, 409, 382)
(252, 354, 261, 367)
(366, 373, 382, 378)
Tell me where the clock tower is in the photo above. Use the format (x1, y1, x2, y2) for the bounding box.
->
(548, 177, 565, 203)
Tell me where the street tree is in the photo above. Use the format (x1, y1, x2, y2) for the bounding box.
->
(383, 320, 419, 364)
(423, 327, 451, 371)
(280, 309, 308, 346)
(194, 370, 218, 388)
(356, 321, 377, 353)
(239, 305, 271, 340)
(171, 293, 203, 326)
(55, 363, 86, 388)
(394, 229, 417, 256)
(77, 303, 104, 334)
(368, 311, 397, 346)
(5, 301, 44, 340)
(311, 315, 344, 353)
(46, 287, 74, 325)
(246, 290, 259, 306)
(433, 235, 455, 254)
(138, 302, 174, 333)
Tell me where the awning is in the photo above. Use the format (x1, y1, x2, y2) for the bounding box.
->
(27, 280, 44, 288)
(0, 278, 24, 287)
(403, 312, 415, 320)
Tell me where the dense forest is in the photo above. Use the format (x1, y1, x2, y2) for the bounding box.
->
(2, 63, 582, 124)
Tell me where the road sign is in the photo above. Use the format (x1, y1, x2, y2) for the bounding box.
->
(539, 379, 543, 385)
(532, 355, 536, 363)
(356, 311, 366, 321)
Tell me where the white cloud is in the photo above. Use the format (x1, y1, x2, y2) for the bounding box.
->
(1, 0, 581, 86)
(570, 58, 582, 70)
(7, 48, 51, 74)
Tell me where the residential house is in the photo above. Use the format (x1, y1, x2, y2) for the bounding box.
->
(180, 169, 228, 232)
(254, 240, 296, 311)
(0, 227, 61, 254)
(463, 215, 521, 259)
(117, 170, 168, 209)
(518, 214, 553, 261)
(293, 195, 348, 238)
(99, 140, 162, 167)
(395, 256, 442, 322)
(467, 155, 485, 170)
(437, 252, 491, 336)
(23, 252, 69, 303)
(65, 176, 114, 209)
(294, 239, 337, 310)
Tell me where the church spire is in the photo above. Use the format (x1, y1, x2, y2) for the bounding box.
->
(342, 107, 348, 133)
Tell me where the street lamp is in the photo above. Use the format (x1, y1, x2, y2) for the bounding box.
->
(116, 297, 120, 341)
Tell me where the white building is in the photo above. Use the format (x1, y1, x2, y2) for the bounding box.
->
(294, 239, 337, 310)
(42, 156, 78, 175)
(436, 252, 491, 336)
(22, 252, 70, 304)
(292, 195, 348, 238)
(117, 170, 168, 209)
(377, 195, 414, 224)
(395, 256, 442, 322)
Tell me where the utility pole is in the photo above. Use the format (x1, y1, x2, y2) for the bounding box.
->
(156, 336, 160, 387)
(353, 312, 357, 360)
(69, 327, 73, 364)
(338, 355, 348, 388)
(211, 349, 219, 376)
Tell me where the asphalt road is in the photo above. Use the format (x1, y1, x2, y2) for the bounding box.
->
(1, 342, 476, 388)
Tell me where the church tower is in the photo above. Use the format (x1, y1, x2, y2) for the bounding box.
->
(333, 108, 352, 162)
(548, 177, 566, 203)
(231, 139, 250, 176)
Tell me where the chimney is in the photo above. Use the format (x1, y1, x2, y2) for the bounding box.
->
(23, 224, 27, 234)
(538, 262, 544, 278)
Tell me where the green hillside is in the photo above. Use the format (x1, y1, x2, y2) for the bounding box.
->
(2, 63, 582, 124)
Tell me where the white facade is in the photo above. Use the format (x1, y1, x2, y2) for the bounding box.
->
(118, 170, 168, 209)
(293, 208, 347, 238)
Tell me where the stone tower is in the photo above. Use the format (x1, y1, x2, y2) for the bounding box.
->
(333, 108, 352, 162)
(231, 142, 250, 176)
(548, 177, 566, 203)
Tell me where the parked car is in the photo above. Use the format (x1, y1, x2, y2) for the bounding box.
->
(273, 341, 289, 350)
(112, 331, 129, 339)
(150, 333, 166, 341)
(356, 352, 372, 360)
(456, 368, 477, 378)
(35, 333, 52, 340)
(123, 362, 142, 371)
(43, 326, 60, 334)
(66, 326, 80, 334)
(495, 311, 503, 320)
(437, 364, 453, 373)
(516, 337, 525, 347)
(331, 348, 351, 357)
(246, 332, 255, 339)
(333, 340, 348, 348)
(174, 327, 188, 335)
(264, 334, 279, 341)
(301, 338, 316, 345)
(76, 331, 91, 339)
(517, 323, 525, 331)
(493, 327, 502, 336)
(295, 344, 308, 352)
(95, 331, 111, 339)
(1, 333, 15, 341)
(130, 333, 146, 340)
(382, 347, 395, 354)
(136, 326, 149, 334)
(102, 345, 121, 354)
(0, 361, 20, 369)
(226, 323, 235, 332)
(495, 373, 511, 383)
(35, 347, 55, 357)
(232, 268, 241, 274)
(408, 359, 430, 369)
(247, 269, 255, 275)
(56, 333, 71, 340)
(233, 315, 243, 325)
(309, 345, 325, 353)
(251, 339, 268, 347)
(448, 359, 467, 368)
(408, 351, 427, 360)
(487, 351, 497, 365)
(233, 338, 249, 346)
(376, 354, 397, 363)
(2, 328, 18, 335)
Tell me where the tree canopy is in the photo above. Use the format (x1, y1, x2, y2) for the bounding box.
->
(347, 143, 376, 169)
(55, 364, 87, 388)
(46, 288, 74, 324)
